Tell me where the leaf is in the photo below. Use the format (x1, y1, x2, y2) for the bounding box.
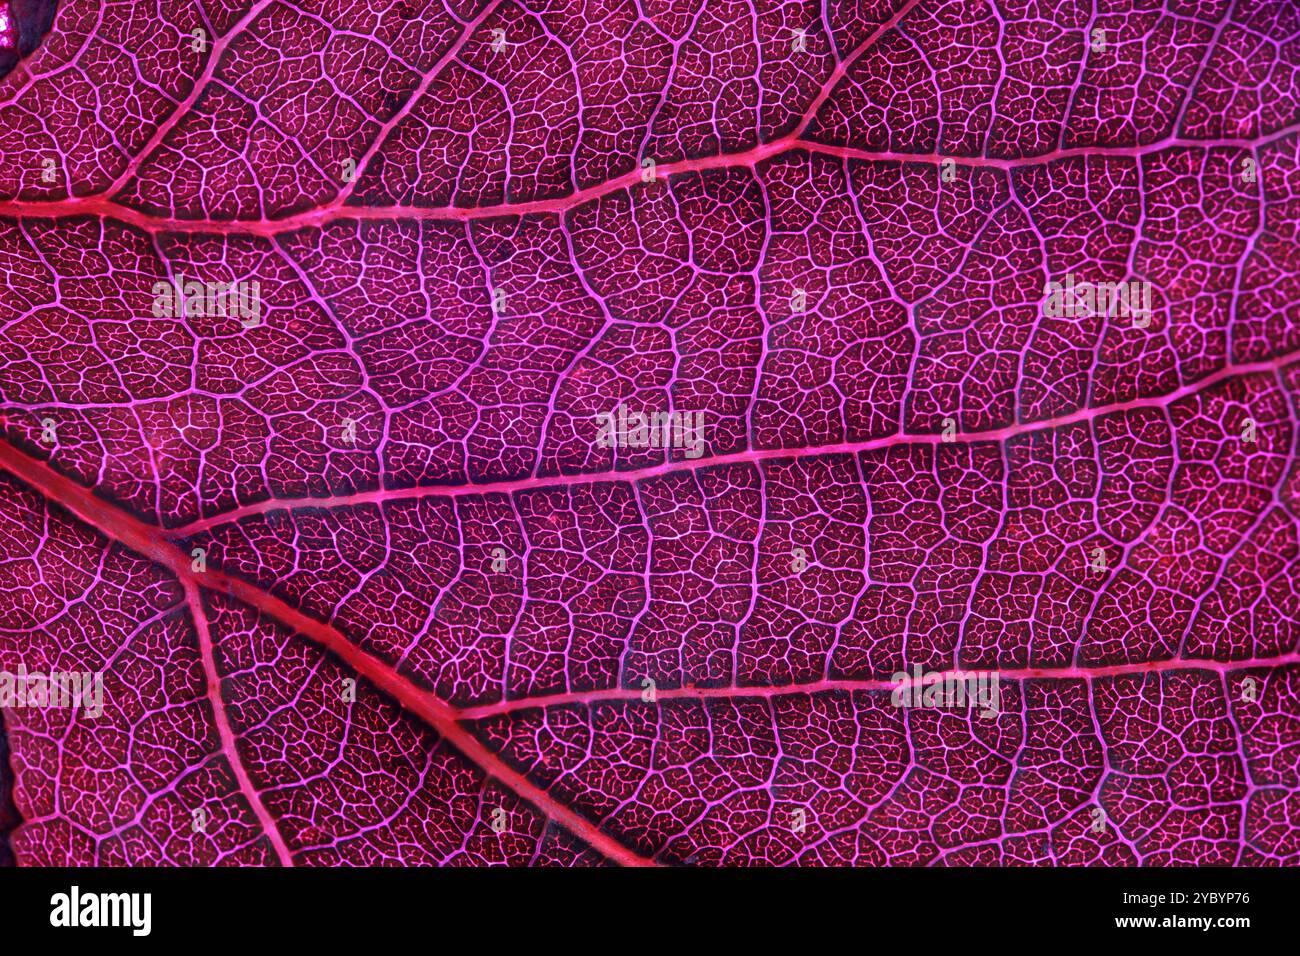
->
(0, 0, 1298, 866)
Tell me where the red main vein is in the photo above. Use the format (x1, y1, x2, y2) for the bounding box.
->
(459, 651, 1300, 720)
(0, 437, 657, 867)
(1, 124, 1294, 236)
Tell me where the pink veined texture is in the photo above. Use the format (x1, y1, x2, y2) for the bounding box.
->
(0, 0, 1298, 866)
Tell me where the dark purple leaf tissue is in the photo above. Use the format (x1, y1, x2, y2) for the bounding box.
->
(0, 0, 1298, 867)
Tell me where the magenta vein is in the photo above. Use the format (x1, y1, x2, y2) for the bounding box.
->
(165, 345, 1300, 538)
